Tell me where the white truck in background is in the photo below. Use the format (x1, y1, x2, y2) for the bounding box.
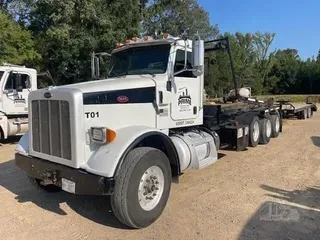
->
(0, 64, 54, 141)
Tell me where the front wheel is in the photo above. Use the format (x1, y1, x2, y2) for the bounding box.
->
(111, 147, 172, 229)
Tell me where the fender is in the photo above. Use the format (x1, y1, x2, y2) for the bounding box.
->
(83, 126, 180, 178)
(15, 131, 29, 155)
(0, 115, 8, 139)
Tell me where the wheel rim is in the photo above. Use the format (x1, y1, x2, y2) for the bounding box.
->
(275, 116, 280, 133)
(138, 166, 164, 211)
(253, 121, 260, 142)
(266, 119, 272, 137)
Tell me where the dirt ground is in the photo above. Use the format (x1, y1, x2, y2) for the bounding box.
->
(1, 113, 320, 240)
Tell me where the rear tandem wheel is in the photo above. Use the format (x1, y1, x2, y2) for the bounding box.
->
(259, 117, 272, 145)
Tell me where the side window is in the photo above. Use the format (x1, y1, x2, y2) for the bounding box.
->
(174, 50, 196, 78)
(5, 73, 30, 90)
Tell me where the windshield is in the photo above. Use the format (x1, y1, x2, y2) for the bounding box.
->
(0, 71, 4, 81)
(108, 44, 171, 77)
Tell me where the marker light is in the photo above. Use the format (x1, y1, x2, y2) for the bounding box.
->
(162, 33, 174, 39)
(91, 127, 116, 143)
(143, 36, 153, 41)
(116, 43, 123, 48)
(106, 129, 116, 142)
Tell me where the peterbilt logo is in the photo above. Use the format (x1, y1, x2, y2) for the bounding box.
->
(117, 95, 129, 103)
(44, 92, 52, 99)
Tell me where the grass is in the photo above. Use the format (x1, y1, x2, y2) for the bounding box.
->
(206, 95, 320, 104)
(255, 95, 320, 103)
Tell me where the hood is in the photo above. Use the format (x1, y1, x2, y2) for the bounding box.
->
(54, 76, 156, 93)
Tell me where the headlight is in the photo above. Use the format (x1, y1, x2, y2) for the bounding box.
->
(92, 127, 106, 142)
(91, 127, 116, 143)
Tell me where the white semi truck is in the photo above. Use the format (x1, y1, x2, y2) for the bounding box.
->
(15, 34, 283, 228)
(0, 64, 38, 141)
(0, 64, 55, 141)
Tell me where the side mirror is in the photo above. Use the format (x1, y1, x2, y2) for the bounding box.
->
(91, 51, 111, 79)
(191, 39, 204, 76)
(92, 55, 100, 79)
(167, 61, 174, 80)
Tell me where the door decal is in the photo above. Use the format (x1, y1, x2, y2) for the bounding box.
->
(14, 94, 26, 106)
(178, 87, 192, 112)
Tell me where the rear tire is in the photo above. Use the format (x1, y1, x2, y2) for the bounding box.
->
(111, 147, 172, 229)
(301, 109, 307, 119)
(270, 113, 280, 138)
(27, 175, 62, 192)
(259, 117, 272, 145)
(0, 128, 3, 142)
(249, 116, 260, 147)
(307, 108, 311, 118)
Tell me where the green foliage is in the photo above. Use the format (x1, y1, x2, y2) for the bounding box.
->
(1, 0, 320, 95)
(142, 0, 218, 39)
(28, 0, 143, 85)
(0, 10, 40, 65)
(205, 32, 275, 97)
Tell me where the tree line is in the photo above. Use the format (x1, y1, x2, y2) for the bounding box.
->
(1, 0, 319, 96)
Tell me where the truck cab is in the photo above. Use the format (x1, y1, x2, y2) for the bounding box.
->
(0, 64, 37, 140)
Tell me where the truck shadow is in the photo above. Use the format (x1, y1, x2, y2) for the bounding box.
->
(238, 185, 320, 239)
(311, 136, 320, 147)
(0, 159, 130, 229)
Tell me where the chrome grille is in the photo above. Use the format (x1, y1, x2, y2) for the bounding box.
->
(31, 100, 72, 160)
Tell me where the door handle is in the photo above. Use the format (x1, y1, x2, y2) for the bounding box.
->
(159, 91, 163, 104)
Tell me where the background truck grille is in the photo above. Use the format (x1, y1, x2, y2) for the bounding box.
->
(31, 100, 72, 160)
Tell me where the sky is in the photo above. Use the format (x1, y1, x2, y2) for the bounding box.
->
(198, 0, 320, 60)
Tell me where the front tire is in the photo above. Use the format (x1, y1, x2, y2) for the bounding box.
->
(111, 147, 172, 229)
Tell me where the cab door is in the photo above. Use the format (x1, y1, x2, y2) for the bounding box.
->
(170, 49, 200, 121)
(2, 71, 31, 114)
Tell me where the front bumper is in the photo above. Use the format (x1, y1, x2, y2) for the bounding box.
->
(15, 153, 114, 195)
